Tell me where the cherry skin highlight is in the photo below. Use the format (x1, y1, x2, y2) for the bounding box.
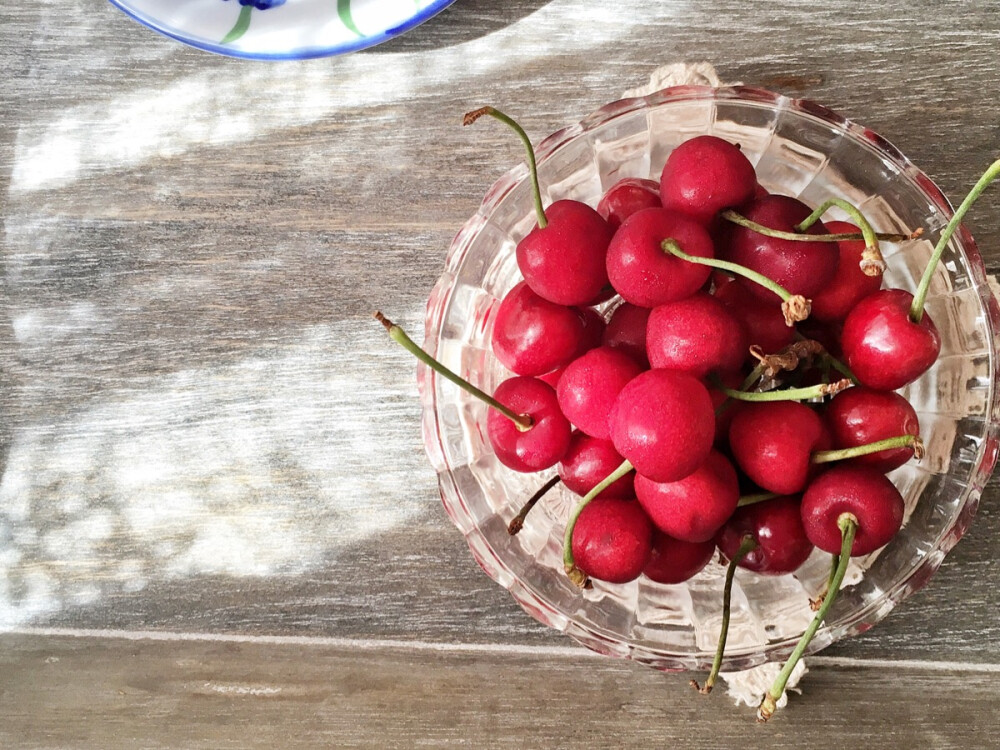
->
(642, 532, 715, 585)
(808, 220, 884, 322)
(825, 387, 920, 472)
(800, 466, 905, 556)
(602, 302, 652, 367)
(557, 347, 644, 440)
(646, 292, 747, 378)
(716, 496, 814, 575)
(634, 450, 740, 543)
(597, 177, 661, 231)
(570, 497, 653, 584)
(517, 199, 614, 306)
(841, 288, 941, 391)
(660, 135, 757, 225)
(723, 194, 839, 302)
(491, 281, 594, 376)
(558, 431, 635, 499)
(728, 401, 831, 495)
(609, 369, 715, 483)
(606, 207, 715, 308)
(486, 376, 572, 472)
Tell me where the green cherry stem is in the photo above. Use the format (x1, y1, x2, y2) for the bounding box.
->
(563, 459, 634, 587)
(463, 107, 547, 229)
(691, 535, 759, 695)
(720, 209, 917, 244)
(810, 552, 840, 611)
(375, 312, 533, 430)
(737, 491, 779, 508)
(662, 239, 810, 326)
(910, 158, 1000, 322)
(718, 378, 852, 403)
(811, 434, 924, 464)
(758, 514, 858, 723)
(795, 197, 885, 276)
(508, 475, 561, 535)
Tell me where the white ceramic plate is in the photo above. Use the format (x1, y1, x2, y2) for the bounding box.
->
(108, 0, 457, 60)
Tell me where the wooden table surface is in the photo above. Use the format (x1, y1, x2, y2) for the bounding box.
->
(3, 1, 1000, 747)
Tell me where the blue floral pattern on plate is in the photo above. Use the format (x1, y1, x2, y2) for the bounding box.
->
(108, 0, 457, 60)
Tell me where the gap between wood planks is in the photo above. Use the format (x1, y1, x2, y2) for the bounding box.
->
(4, 626, 999, 674)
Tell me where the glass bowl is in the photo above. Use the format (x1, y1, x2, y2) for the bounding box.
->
(420, 86, 1000, 671)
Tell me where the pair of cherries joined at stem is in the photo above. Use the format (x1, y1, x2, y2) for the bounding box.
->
(378, 104, 1000, 723)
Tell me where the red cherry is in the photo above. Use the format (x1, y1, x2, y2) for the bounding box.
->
(707, 371, 745, 445)
(716, 496, 814, 575)
(486, 376, 572, 472)
(556, 347, 644, 440)
(609, 369, 715, 483)
(634, 450, 739, 543)
(642, 533, 715, 584)
(646, 292, 747, 378)
(602, 302, 651, 367)
(570, 497, 653, 583)
(606, 208, 715, 308)
(558, 431, 635, 499)
(491, 282, 595, 376)
(841, 288, 941, 391)
(517, 200, 614, 306)
(576, 306, 607, 353)
(825, 387, 920, 472)
(597, 177, 661, 231)
(728, 401, 830, 495)
(800, 466, 905, 556)
(660, 136, 757, 225)
(713, 276, 795, 354)
(723, 195, 839, 302)
(809, 221, 884, 322)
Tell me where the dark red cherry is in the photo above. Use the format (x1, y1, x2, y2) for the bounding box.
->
(570, 497, 653, 583)
(723, 195, 839, 303)
(606, 208, 715, 308)
(800, 466, 905, 556)
(713, 276, 795, 355)
(576, 306, 607, 353)
(556, 347, 644, 440)
(841, 288, 941, 391)
(517, 199, 614, 306)
(642, 533, 715, 584)
(660, 136, 757, 225)
(809, 221, 884, 322)
(558, 431, 635, 499)
(602, 302, 651, 367)
(825, 387, 920, 472)
(716, 496, 814, 575)
(597, 177, 661, 231)
(486, 376, 572, 472)
(646, 292, 747, 378)
(634, 450, 739, 543)
(609, 369, 715, 483)
(491, 282, 595, 376)
(728, 401, 830, 495)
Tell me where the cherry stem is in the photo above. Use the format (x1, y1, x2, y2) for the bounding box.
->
(810, 553, 840, 611)
(463, 107, 547, 229)
(721, 209, 914, 244)
(795, 198, 885, 276)
(737, 491, 779, 508)
(718, 378, 852, 403)
(508, 475, 560, 535)
(374, 312, 533, 430)
(910, 158, 1000, 322)
(562, 458, 634, 587)
(792, 331, 858, 384)
(758, 514, 857, 722)
(661, 239, 810, 326)
(811, 434, 923, 464)
(691, 535, 758, 695)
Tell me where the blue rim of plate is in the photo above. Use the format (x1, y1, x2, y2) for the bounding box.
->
(107, 0, 458, 61)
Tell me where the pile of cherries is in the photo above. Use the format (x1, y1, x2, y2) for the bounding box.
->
(378, 105, 1000, 722)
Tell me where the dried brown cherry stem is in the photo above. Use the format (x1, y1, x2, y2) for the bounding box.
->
(508, 475, 561, 535)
